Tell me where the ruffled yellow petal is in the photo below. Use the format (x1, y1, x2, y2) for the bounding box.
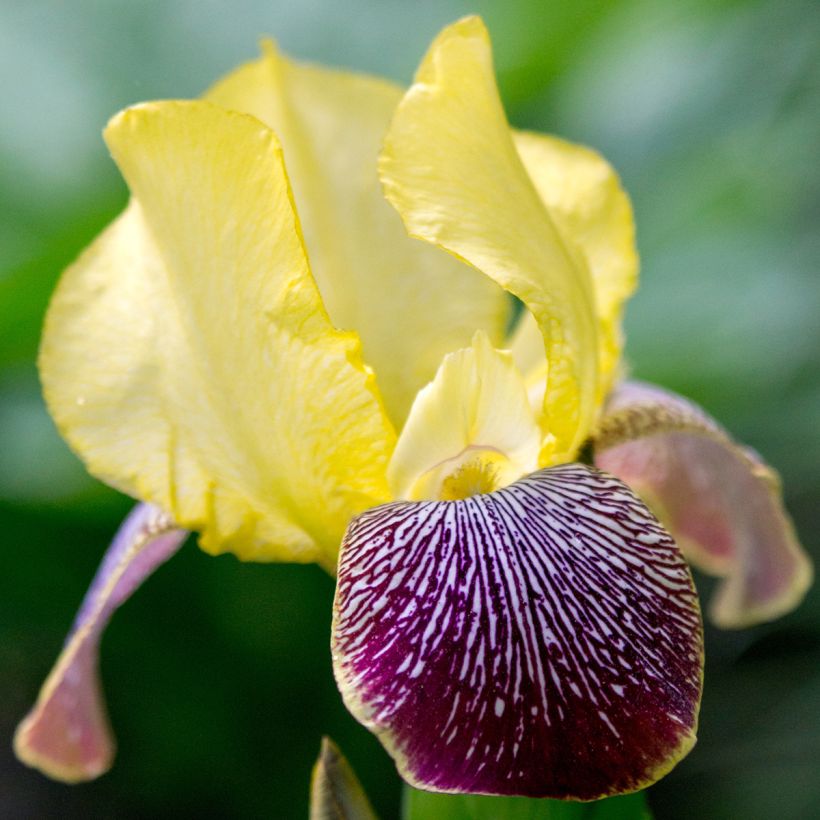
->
(40, 101, 395, 569)
(206, 41, 509, 425)
(513, 132, 638, 401)
(388, 331, 540, 501)
(380, 16, 599, 465)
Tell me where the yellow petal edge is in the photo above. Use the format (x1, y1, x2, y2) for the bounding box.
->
(379, 16, 600, 465)
(511, 131, 638, 406)
(40, 101, 395, 569)
(206, 39, 509, 427)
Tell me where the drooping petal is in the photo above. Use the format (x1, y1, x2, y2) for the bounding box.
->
(14, 504, 186, 783)
(387, 331, 540, 501)
(309, 737, 377, 820)
(206, 41, 509, 426)
(379, 16, 600, 465)
(512, 132, 638, 402)
(332, 464, 703, 800)
(40, 101, 396, 568)
(594, 381, 812, 628)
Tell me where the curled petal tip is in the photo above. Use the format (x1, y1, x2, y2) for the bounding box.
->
(14, 504, 187, 782)
(595, 381, 813, 629)
(332, 465, 703, 799)
(13, 658, 114, 784)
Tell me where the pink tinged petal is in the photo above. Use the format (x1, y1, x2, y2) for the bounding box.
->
(14, 503, 187, 782)
(332, 465, 703, 800)
(594, 381, 813, 629)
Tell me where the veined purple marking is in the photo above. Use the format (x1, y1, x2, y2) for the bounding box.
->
(14, 504, 187, 782)
(332, 464, 703, 799)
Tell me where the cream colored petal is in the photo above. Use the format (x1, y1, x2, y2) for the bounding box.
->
(40, 101, 395, 569)
(508, 309, 549, 416)
(388, 331, 540, 501)
(379, 17, 600, 465)
(513, 132, 638, 400)
(206, 41, 509, 425)
(595, 381, 812, 628)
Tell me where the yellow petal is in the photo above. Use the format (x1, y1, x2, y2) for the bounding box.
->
(206, 41, 509, 425)
(512, 132, 638, 401)
(379, 16, 600, 464)
(388, 331, 540, 501)
(508, 309, 549, 416)
(40, 101, 396, 569)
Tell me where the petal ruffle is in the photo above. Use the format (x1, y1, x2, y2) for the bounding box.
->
(40, 101, 396, 568)
(387, 331, 540, 501)
(512, 132, 638, 403)
(594, 381, 812, 628)
(332, 464, 703, 799)
(14, 504, 186, 782)
(206, 41, 509, 426)
(379, 17, 600, 465)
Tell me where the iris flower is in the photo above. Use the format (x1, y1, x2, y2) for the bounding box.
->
(15, 16, 811, 802)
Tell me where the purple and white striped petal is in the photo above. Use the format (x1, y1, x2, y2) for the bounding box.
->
(332, 464, 703, 800)
(594, 381, 812, 628)
(14, 503, 187, 783)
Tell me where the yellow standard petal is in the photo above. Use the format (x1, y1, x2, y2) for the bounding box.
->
(379, 16, 600, 465)
(206, 41, 509, 426)
(508, 310, 549, 417)
(388, 331, 540, 501)
(512, 132, 638, 403)
(40, 101, 396, 569)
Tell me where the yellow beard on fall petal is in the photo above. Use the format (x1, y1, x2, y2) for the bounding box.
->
(388, 332, 541, 502)
(439, 455, 502, 501)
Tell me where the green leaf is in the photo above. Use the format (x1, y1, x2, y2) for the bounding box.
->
(402, 787, 652, 820)
(309, 737, 378, 820)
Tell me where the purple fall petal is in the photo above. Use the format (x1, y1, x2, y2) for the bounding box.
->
(14, 503, 187, 782)
(332, 464, 703, 800)
(594, 381, 812, 628)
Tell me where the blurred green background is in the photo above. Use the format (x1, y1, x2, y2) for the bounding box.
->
(1, 0, 818, 817)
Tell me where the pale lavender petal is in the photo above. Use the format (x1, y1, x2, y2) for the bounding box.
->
(332, 464, 702, 800)
(14, 503, 187, 782)
(595, 381, 812, 628)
